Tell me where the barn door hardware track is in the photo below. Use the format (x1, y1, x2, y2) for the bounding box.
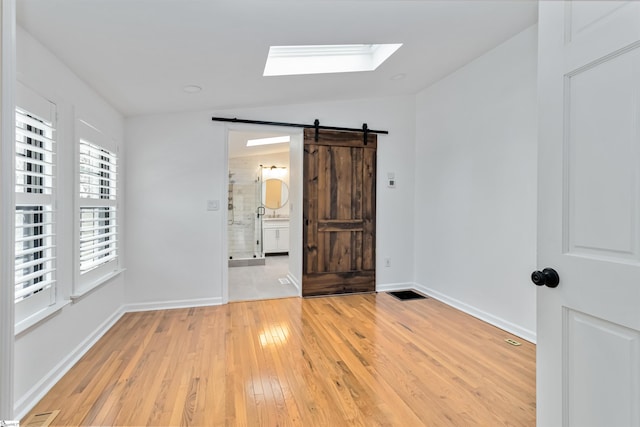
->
(211, 116, 388, 144)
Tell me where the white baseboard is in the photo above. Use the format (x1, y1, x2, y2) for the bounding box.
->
(286, 273, 301, 295)
(414, 282, 536, 344)
(15, 297, 223, 418)
(376, 282, 415, 292)
(14, 306, 126, 419)
(14, 285, 535, 419)
(124, 297, 223, 313)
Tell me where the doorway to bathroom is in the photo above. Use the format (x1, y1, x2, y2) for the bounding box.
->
(227, 129, 299, 302)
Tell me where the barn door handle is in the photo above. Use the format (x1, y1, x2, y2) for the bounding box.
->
(531, 268, 560, 288)
(256, 206, 265, 217)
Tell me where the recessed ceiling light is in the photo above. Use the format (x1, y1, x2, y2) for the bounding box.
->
(263, 43, 403, 77)
(247, 135, 290, 147)
(183, 85, 202, 93)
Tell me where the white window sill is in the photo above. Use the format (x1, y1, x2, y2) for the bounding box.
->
(71, 268, 125, 301)
(15, 299, 72, 336)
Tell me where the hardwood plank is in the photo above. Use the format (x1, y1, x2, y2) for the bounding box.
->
(302, 272, 376, 297)
(354, 230, 363, 272)
(23, 294, 535, 426)
(303, 128, 378, 149)
(351, 146, 363, 220)
(318, 145, 331, 221)
(328, 230, 352, 273)
(334, 146, 352, 221)
(317, 219, 363, 231)
(362, 146, 376, 271)
(303, 142, 318, 275)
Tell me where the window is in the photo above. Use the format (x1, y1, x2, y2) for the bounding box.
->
(79, 204, 117, 274)
(263, 43, 403, 76)
(76, 121, 119, 292)
(14, 99, 57, 323)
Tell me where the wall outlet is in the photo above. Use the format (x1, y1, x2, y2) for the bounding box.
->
(384, 258, 391, 267)
(207, 199, 220, 211)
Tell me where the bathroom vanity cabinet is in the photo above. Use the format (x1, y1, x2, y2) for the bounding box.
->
(263, 218, 289, 254)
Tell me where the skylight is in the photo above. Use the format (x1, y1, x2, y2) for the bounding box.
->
(263, 43, 402, 77)
(246, 135, 290, 147)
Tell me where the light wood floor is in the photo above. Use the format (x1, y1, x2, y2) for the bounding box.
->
(23, 293, 536, 426)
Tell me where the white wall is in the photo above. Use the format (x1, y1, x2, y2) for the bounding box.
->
(413, 26, 538, 341)
(288, 133, 304, 287)
(125, 95, 416, 306)
(14, 26, 125, 417)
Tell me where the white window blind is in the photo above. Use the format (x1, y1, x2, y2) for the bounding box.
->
(79, 140, 117, 201)
(79, 206, 117, 274)
(15, 106, 56, 305)
(79, 137, 118, 275)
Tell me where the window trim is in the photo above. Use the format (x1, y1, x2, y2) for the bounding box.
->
(15, 299, 71, 336)
(69, 267, 125, 300)
(14, 84, 59, 326)
(74, 118, 120, 296)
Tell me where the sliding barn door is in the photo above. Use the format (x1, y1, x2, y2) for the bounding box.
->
(303, 128, 376, 297)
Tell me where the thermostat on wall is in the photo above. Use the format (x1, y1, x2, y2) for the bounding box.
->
(387, 172, 396, 189)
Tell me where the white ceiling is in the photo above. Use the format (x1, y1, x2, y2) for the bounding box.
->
(16, 1, 538, 117)
(228, 130, 292, 159)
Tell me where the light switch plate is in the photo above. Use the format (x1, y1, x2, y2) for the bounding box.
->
(207, 199, 220, 211)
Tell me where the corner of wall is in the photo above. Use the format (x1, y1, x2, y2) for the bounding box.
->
(414, 282, 536, 344)
(14, 306, 126, 419)
(411, 26, 538, 338)
(123, 298, 224, 313)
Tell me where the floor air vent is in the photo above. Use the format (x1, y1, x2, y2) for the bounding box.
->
(387, 290, 427, 301)
(22, 410, 60, 427)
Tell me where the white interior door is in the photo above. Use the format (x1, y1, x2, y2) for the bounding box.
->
(537, 2, 640, 426)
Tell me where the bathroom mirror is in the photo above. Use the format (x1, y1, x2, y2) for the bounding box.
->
(263, 179, 289, 209)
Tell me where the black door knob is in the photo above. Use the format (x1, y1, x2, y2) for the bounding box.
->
(531, 268, 560, 288)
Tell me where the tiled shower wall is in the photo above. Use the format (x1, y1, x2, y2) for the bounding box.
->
(228, 159, 260, 259)
(228, 151, 289, 259)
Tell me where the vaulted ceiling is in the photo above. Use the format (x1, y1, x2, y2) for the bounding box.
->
(17, 1, 537, 117)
